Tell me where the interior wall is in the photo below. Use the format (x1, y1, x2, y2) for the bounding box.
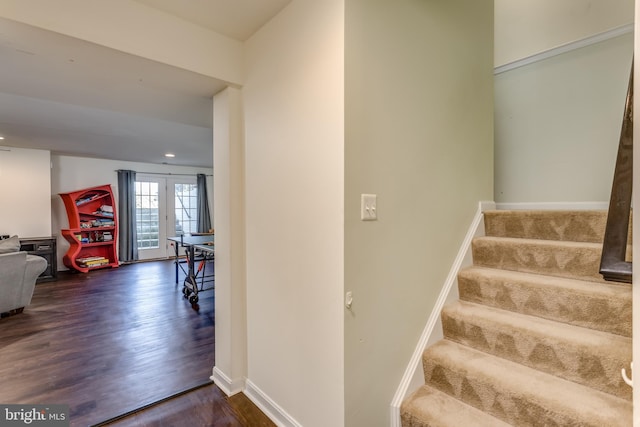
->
(212, 86, 247, 394)
(495, 0, 634, 67)
(51, 154, 213, 270)
(493, 0, 634, 206)
(344, 1, 494, 425)
(242, 0, 345, 425)
(494, 33, 633, 205)
(0, 146, 51, 237)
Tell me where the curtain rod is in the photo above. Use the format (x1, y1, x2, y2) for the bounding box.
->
(115, 170, 212, 177)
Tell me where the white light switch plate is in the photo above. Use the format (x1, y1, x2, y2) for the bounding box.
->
(361, 194, 377, 221)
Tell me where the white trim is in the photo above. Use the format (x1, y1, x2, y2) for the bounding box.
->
(244, 379, 302, 427)
(495, 201, 609, 211)
(210, 366, 245, 396)
(479, 200, 497, 213)
(494, 24, 634, 75)
(389, 201, 493, 427)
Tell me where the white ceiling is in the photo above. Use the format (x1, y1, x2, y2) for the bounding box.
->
(133, 0, 292, 41)
(0, 0, 291, 168)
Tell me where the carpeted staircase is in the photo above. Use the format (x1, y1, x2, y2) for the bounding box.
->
(401, 210, 632, 427)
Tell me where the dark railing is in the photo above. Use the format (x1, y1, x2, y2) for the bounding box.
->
(600, 64, 633, 284)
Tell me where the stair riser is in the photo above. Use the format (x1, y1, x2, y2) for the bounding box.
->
(423, 363, 561, 426)
(441, 307, 632, 400)
(472, 238, 604, 282)
(483, 210, 616, 243)
(457, 270, 632, 337)
(422, 345, 632, 427)
(401, 386, 512, 427)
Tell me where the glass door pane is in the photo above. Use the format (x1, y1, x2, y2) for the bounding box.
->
(166, 177, 197, 259)
(135, 178, 167, 260)
(174, 182, 198, 235)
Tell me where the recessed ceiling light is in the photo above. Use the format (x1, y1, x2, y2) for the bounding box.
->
(0, 136, 4, 140)
(164, 153, 175, 158)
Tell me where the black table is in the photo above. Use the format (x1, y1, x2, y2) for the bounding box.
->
(167, 235, 215, 304)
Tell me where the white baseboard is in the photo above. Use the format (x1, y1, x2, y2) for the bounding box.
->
(211, 368, 300, 427)
(211, 366, 245, 396)
(495, 201, 609, 211)
(389, 201, 491, 427)
(244, 379, 302, 427)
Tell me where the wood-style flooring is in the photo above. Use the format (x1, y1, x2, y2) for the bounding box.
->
(0, 259, 274, 427)
(100, 383, 275, 427)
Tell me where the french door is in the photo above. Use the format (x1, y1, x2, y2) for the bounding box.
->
(135, 175, 198, 260)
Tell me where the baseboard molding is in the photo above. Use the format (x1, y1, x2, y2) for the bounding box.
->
(212, 368, 301, 427)
(210, 366, 245, 397)
(494, 23, 633, 75)
(389, 201, 492, 427)
(244, 379, 302, 427)
(495, 201, 609, 211)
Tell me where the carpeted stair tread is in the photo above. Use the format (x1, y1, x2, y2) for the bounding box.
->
(483, 210, 610, 242)
(401, 385, 512, 427)
(423, 340, 632, 427)
(441, 300, 631, 400)
(401, 210, 633, 427)
(472, 236, 606, 283)
(457, 266, 631, 337)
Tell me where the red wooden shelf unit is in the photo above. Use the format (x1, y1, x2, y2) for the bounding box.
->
(59, 184, 119, 273)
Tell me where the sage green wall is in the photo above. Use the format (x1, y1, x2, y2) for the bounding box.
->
(494, 34, 633, 204)
(493, 0, 634, 205)
(494, 0, 634, 67)
(344, 0, 494, 425)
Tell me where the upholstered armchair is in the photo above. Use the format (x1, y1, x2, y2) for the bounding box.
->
(0, 236, 47, 316)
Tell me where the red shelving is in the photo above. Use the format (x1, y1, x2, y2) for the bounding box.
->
(59, 184, 119, 273)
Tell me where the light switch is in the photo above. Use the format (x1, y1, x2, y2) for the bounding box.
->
(361, 194, 377, 221)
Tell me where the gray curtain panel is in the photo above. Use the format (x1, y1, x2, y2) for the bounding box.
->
(196, 174, 212, 233)
(117, 169, 138, 262)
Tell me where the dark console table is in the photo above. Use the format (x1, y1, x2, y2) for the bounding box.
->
(20, 237, 57, 283)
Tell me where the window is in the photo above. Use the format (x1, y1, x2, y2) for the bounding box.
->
(135, 181, 160, 249)
(133, 176, 199, 260)
(174, 183, 198, 235)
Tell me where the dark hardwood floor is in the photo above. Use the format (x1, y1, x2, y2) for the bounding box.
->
(100, 383, 275, 427)
(0, 260, 274, 427)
